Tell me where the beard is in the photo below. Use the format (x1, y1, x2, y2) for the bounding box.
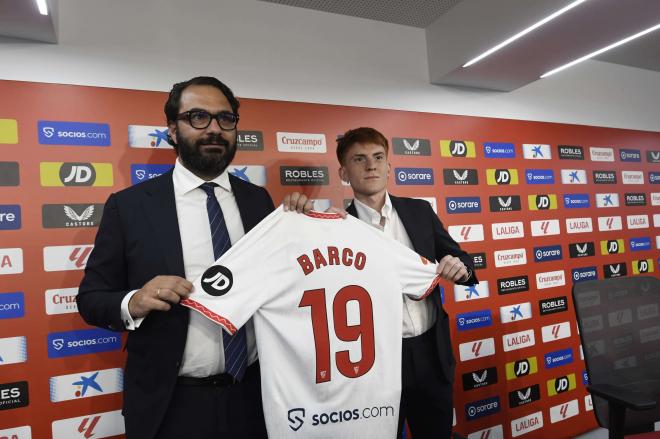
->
(176, 132, 237, 177)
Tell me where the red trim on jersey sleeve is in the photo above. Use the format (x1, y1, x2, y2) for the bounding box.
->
(412, 275, 442, 301)
(180, 298, 237, 334)
(304, 210, 342, 219)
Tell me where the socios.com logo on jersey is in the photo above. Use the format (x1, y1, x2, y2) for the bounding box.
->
(47, 328, 122, 358)
(38, 121, 111, 146)
(446, 197, 481, 214)
(483, 143, 515, 158)
(395, 168, 434, 185)
(525, 169, 554, 184)
(131, 164, 174, 185)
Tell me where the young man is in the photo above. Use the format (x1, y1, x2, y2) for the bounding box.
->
(77, 76, 310, 438)
(337, 127, 478, 439)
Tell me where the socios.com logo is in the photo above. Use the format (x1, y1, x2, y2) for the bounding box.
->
(38, 121, 111, 146)
(394, 168, 434, 185)
(130, 164, 174, 185)
(525, 169, 554, 184)
(288, 408, 305, 431)
(47, 328, 122, 358)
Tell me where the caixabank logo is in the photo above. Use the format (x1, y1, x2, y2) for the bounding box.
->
(563, 193, 590, 209)
(280, 166, 329, 186)
(0, 336, 27, 366)
(499, 302, 532, 324)
(128, 125, 173, 149)
(505, 356, 538, 381)
(486, 168, 518, 185)
(131, 164, 174, 185)
(508, 384, 540, 408)
(595, 193, 619, 208)
(465, 396, 500, 421)
(47, 328, 121, 358)
(445, 197, 481, 214)
(569, 241, 595, 258)
(228, 165, 267, 186)
(42, 204, 104, 228)
(522, 144, 551, 159)
(40, 162, 113, 187)
(38, 121, 110, 146)
(49, 368, 123, 402)
(392, 137, 431, 156)
(528, 194, 557, 210)
(546, 373, 577, 396)
(0, 205, 21, 230)
(453, 281, 489, 303)
(489, 195, 521, 212)
(544, 348, 574, 369)
(0, 162, 20, 186)
(0, 381, 29, 411)
(483, 143, 515, 159)
(440, 140, 476, 158)
(395, 167, 434, 185)
(560, 169, 587, 184)
(462, 366, 498, 391)
(443, 168, 478, 185)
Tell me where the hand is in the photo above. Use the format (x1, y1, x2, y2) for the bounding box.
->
(282, 192, 314, 213)
(128, 275, 193, 319)
(436, 255, 469, 283)
(325, 206, 347, 219)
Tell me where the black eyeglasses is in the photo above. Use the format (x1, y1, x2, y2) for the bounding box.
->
(176, 110, 239, 130)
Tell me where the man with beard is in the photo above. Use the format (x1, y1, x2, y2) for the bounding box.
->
(77, 76, 311, 438)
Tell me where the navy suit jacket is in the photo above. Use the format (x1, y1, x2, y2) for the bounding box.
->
(77, 170, 274, 439)
(346, 195, 477, 383)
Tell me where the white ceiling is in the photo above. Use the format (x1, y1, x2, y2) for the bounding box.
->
(1, 0, 659, 91)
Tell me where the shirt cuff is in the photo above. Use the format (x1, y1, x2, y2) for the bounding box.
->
(461, 268, 473, 283)
(121, 289, 145, 330)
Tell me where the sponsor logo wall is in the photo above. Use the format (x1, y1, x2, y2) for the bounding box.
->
(0, 80, 659, 438)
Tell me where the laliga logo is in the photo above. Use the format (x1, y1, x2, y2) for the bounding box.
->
(540, 221, 550, 234)
(288, 408, 305, 432)
(472, 341, 483, 357)
(560, 403, 570, 418)
(43, 126, 55, 138)
(461, 226, 471, 241)
(78, 415, 101, 439)
(69, 247, 92, 268)
(606, 217, 615, 229)
(551, 325, 561, 339)
(201, 265, 234, 296)
(52, 338, 65, 350)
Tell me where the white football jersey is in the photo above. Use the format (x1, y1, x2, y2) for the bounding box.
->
(181, 206, 439, 438)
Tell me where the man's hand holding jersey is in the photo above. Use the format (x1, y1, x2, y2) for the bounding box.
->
(436, 254, 471, 283)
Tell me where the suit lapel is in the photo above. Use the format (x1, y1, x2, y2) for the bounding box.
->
(141, 171, 186, 277)
(230, 174, 261, 233)
(390, 195, 425, 254)
(346, 201, 358, 219)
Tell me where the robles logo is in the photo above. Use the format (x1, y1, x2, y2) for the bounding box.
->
(625, 193, 647, 206)
(497, 275, 529, 295)
(539, 296, 568, 316)
(558, 145, 584, 160)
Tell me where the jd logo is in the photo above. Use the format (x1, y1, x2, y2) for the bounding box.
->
(59, 163, 96, 186)
(638, 260, 649, 273)
(555, 376, 569, 393)
(536, 195, 550, 210)
(288, 408, 305, 431)
(78, 415, 101, 439)
(451, 141, 468, 157)
(515, 360, 530, 377)
(201, 265, 234, 296)
(495, 170, 511, 184)
(608, 240, 619, 254)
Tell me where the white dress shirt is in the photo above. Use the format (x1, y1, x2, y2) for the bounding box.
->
(353, 194, 437, 338)
(120, 159, 258, 377)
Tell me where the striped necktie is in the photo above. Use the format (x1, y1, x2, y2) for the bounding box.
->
(199, 182, 247, 381)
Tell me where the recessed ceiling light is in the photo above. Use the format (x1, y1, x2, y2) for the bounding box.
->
(462, 0, 588, 68)
(541, 23, 660, 78)
(36, 0, 48, 15)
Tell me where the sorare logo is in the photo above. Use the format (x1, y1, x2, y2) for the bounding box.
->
(465, 396, 500, 421)
(395, 168, 434, 185)
(0, 205, 21, 230)
(38, 121, 111, 146)
(534, 245, 562, 263)
(131, 164, 174, 185)
(572, 266, 598, 283)
(48, 328, 122, 358)
(446, 197, 481, 214)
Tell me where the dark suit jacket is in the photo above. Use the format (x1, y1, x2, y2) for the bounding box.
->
(77, 170, 274, 439)
(346, 195, 477, 384)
